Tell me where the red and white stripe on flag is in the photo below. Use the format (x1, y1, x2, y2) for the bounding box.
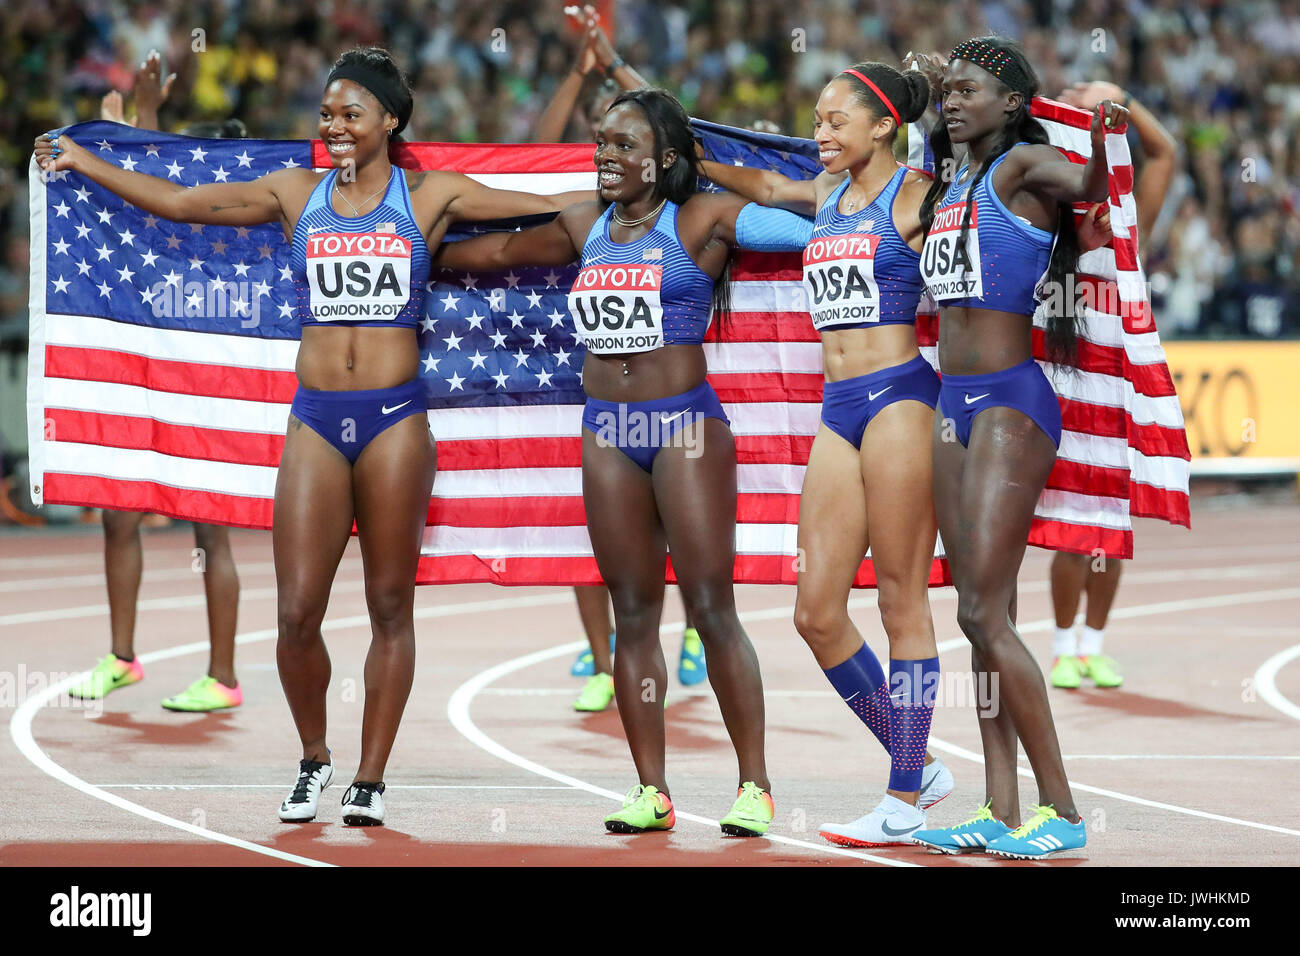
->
(28, 108, 1186, 588)
(27, 139, 945, 587)
(910, 98, 1191, 560)
(1030, 98, 1190, 557)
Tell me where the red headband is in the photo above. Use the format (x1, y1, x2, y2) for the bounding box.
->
(840, 68, 901, 125)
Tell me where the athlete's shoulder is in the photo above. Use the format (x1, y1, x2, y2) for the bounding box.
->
(812, 169, 847, 206)
(1004, 142, 1064, 170)
(557, 198, 607, 229)
(267, 167, 327, 217)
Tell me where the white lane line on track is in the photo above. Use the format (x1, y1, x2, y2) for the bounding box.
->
(446, 635, 920, 867)
(0, 561, 281, 593)
(13, 577, 1299, 864)
(10, 657, 333, 868)
(91, 784, 575, 790)
(8, 556, 1297, 629)
(10, 590, 581, 867)
(926, 737, 1300, 838)
(448, 584, 1300, 863)
(926, 586, 1300, 838)
(1253, 643, 1300, 723)
(0, 577, 366, 626)
(1053, 755, 1300, 761)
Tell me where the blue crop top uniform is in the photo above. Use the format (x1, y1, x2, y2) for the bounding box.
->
(286, 167, 431, 463)
(803, 165, 941, 449)
(920, 149, 1062, 448)
(567, 201, 729, 472)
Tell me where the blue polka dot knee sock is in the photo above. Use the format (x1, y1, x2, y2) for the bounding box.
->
(823, 643, 892, 752)
(887, 657, 939, 793)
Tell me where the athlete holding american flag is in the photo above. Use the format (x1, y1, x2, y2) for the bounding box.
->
(909, 37, 1129, 859)
(35, 46, 587, 829)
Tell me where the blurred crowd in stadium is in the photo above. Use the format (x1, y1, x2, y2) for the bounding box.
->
(2, 0, 1298, 349)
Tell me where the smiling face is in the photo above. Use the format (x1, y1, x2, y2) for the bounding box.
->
(941, 58, 1021, 145)
(593, 103, 673, 205)
(319, 79, 396, 167)
(812, 79, 892, 173)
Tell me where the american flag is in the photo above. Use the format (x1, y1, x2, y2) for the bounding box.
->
(26, 110, 1184, 587)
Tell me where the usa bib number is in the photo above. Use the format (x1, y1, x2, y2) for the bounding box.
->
(306, 231, 412, 321)
(801, 233, 881, 330)
(567, 264, 664, 354)
(921, 201, 983, 301)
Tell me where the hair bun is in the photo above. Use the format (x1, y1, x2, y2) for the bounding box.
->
(899, 71, 931, 124)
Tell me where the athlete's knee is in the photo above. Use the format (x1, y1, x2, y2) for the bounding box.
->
(608, 591, 662, 641)
(102, 510, 143, 541)
(364, 583, 413, 634)
(688, 603, 742, 648)
(1053, 551, 1088, 571)
(278, 593, 326, 645)
(955, 590, 1010, 648)
(192, 522, 230, 554)
(793, 597, 849, 655)
(876, 584, 931, 643)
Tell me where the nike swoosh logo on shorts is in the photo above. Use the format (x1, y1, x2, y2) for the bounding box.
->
(880, 820, 921, 837)
(381, 400, 412, 415)
(659, 407, 691, 424)
(842, 691, 861, 702)
(964, 392, 990, 405)
(868, 386, 893, 402)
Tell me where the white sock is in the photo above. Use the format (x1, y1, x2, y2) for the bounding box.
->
(1053, 626, 1078, 657)
(1079, 625, 1105, 657)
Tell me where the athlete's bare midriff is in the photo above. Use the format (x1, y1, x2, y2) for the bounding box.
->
(296, 325, 420, 390)
(819, 323, 921, 381)
(581, 345, 708, 402)
(936, 306, 1035, 375)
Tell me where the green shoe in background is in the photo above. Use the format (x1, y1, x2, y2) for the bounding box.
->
(1081, 654, 1124, 688)
(68, 654, 144, 700)
(1050, 655, 1084, 689)
(573, 672, 615, 712)
(161, 675, 242, 712)
(605, 785, 675, 833)
(719, 781, 774, 837)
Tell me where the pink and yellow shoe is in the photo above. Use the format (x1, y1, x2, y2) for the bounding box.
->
(161, 676, 242, 712)
(720, 781, 774, 837)
(68, 654, 144, 700)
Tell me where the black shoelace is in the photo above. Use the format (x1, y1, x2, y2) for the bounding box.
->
(287, 759, 327, 804)
(344, 782, 384, 807)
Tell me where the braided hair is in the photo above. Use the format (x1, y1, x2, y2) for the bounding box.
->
(920, 36, 1084, 364)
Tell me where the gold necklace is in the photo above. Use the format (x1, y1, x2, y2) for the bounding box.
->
(613, 197, 666, 228)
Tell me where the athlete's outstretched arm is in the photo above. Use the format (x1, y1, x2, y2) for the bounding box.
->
(690, 191, 813, 252)
(697, 158, 823, 217)
(1018, 100, 1129, 204)
(35, 133, 289, 227)
(437, 171, 594, 223)
(433, 202, 595, 271)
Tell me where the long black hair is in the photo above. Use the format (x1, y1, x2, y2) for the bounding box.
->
(919, 37, 1083, 364)
(606, 88, 732, 332)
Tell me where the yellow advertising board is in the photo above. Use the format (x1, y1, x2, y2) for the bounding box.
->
(1163, 341, 1300, 473)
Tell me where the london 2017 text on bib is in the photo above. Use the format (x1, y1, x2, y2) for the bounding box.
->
(802, 232, 882, 329)
(921, 201, 983, 301)
(306, 231, 413, 321)
(567, 263, 664, 354)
